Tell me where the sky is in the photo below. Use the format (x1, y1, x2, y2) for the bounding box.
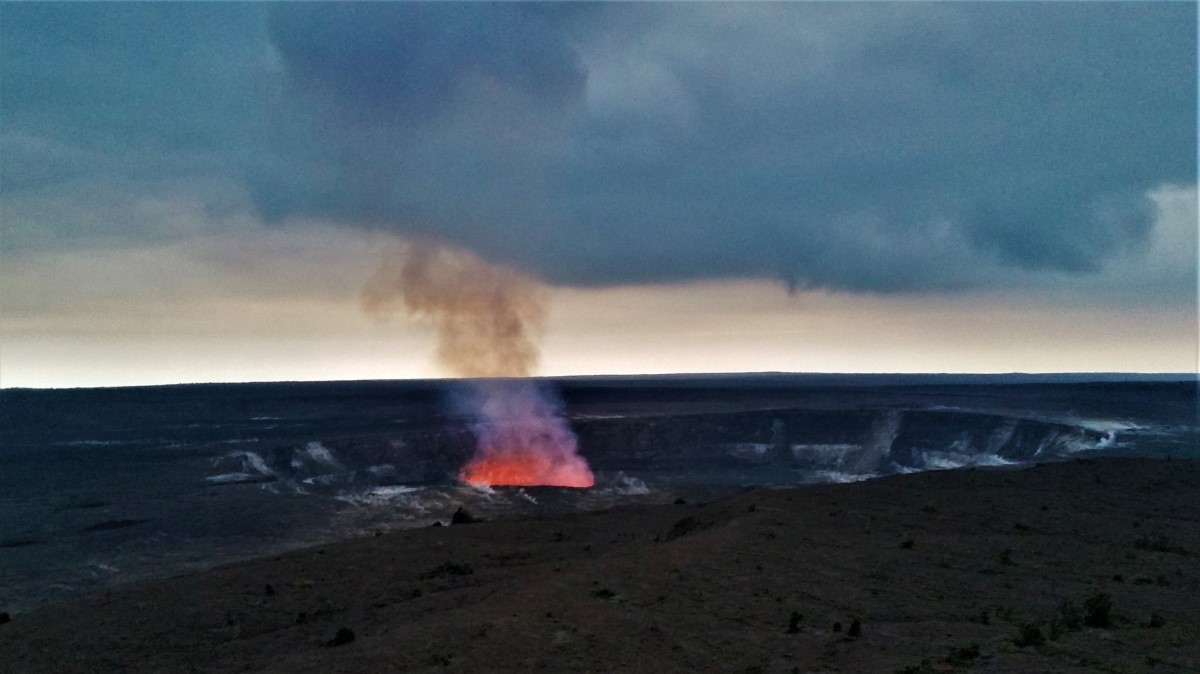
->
(1, 2, 1196, 388)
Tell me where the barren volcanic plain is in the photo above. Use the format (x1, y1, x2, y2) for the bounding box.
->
(1, 376, 1197, 672)
(3, 457, 1198, 673)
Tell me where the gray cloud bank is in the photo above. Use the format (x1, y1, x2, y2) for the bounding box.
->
(2, 3, 1195, 294)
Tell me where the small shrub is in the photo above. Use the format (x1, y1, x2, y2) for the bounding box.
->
(946, 643, 981, 667)
(1145, 613, 1166, 629)
(786, 611, 802, 634)
(1058, 599, 1083, 632)
(1083, 592, 1113, 628)
(419, 561, 474, 580)
(1048, 618, 1063, 641)
(900, 538, 915, 549)
(326, 626, 355, 647)
(847, 618, 861, 637)
(1014, 622, 1045, 647)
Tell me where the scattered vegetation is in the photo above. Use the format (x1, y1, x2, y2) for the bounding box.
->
(897, 645, 982, 674)
(1057, 599, 1084, 632)
(946, 643, 981, 668)
(900, 538, 915, 549)
(1014, 622, 1045, 648)
(665, 516, 706, 541)
(1133, 534, 1187, 556)
(419, 561, 474, 580)
(1010, 591, 1117, 647)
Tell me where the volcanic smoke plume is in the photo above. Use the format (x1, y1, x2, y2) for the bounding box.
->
(363, 241, 594, 488)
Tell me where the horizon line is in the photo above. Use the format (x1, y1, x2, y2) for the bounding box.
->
(2, 370, 1196, 392)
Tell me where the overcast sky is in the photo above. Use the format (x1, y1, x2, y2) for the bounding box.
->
(1, 2, 1196, 387)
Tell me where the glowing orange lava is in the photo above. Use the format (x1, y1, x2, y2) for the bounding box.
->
(459, 449, 595, 488)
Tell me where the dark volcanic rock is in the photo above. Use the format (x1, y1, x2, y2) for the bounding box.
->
(83, 519, 151, 532)
(451, 507, 480, 525)
(665, 516, 709, 542)
(327, 627, 355, 647)
(2, 458, 1198, 674)
(419, 562, 474, 580)
(786, 612, 802, 634)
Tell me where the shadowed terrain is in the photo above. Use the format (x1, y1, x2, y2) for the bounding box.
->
(3, 458, 1197, 673)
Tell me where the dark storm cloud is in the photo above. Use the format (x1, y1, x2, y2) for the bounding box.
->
(1, 3, 272, 250)
(0, 3, 267, 159)
(267, 3, 587, 126)
(254, 2, 1194, 291)
(2, 3, 1195, 294)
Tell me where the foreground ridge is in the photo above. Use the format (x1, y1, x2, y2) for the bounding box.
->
(3, 458, 1198, 673)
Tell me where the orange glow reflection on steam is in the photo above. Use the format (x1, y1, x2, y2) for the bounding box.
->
(459, 447, 595, 488)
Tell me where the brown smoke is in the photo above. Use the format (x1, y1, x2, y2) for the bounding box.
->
(363, 239, 593, 487)
(362, 240, 547, 378)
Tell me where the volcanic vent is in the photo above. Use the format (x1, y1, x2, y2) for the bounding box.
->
(364, 240, 594, 488)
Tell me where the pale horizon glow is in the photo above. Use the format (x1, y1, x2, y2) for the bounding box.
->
(3, 278, 1196, 389)
(4, 183, 1195, 389)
